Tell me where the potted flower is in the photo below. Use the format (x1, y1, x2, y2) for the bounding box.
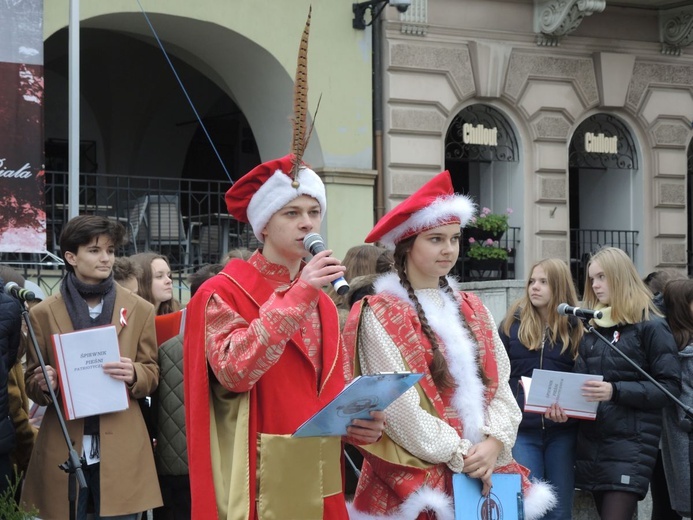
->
(465, 207, 512, 242)
(466, 238, 509, 261)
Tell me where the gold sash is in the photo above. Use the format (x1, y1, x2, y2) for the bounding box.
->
(209, 379, 342, 520)
(257, 434, 342, 519)
(210, 381, 252, 520)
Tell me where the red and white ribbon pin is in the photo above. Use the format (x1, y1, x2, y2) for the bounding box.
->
(119, 308, 128, 327)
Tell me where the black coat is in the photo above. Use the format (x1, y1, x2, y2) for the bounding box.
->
(574, 316, 681, 498)
(0, 282, 21, 456)
(499, 318, 578, 432)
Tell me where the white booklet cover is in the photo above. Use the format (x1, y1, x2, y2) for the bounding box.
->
(51, 325, 129, 420)
(293, 372, 423, 438)
(520, 369, 603, 420)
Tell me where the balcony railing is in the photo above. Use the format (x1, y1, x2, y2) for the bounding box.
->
(569, 228, 639, 295)
(454, 226, 521, 282)
(2, 171, 258, 301)
(2, 170, 641, 300)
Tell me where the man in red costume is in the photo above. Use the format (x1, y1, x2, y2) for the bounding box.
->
(184, 154, 385, 520)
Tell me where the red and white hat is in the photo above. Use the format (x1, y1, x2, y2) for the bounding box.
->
(365, 170, 475, 250)
(225, 154, 326, 243)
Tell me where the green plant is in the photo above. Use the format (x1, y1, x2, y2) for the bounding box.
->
(466, 238, 509, 260)
(0, 470, 39, 519)
(468, 207, 511, 235)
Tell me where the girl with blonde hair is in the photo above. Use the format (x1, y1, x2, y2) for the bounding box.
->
(499, 258, 583, 519)
(574, 247, 681, 520)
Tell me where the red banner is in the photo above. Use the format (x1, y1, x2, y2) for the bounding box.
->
(0, 0, 44, 253)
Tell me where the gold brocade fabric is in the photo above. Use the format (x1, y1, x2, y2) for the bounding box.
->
(257, 434, 342, 520)
(209, 380, 342, 520)
(210, 380, 251, 520)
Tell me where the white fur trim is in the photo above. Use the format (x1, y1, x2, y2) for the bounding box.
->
(347, 486, 454, 520)
(379, 194, 475, 250)
(246, 166, 326, 243)
(373, 273, 486, 442)
(524, 479, 557, 520)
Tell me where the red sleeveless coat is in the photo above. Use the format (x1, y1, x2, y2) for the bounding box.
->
(342, 278, 555, 520)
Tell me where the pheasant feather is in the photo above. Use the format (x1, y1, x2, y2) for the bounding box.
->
(291, 7, 312, 183)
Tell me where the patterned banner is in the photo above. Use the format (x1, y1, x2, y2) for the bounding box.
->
(0, 0, 45, 253)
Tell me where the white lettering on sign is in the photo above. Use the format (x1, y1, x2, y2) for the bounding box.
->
(584, 133, 618, 154)
(462, 124, 498, 146)
(0, 158, 33, 179)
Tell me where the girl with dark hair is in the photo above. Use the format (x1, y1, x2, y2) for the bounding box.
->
(499, 258, 584, 519)
(21, 215, 162, 519)
(661, 278, 693, 518)
(574, 247, 681, 520)
(343, 171, 555, 520)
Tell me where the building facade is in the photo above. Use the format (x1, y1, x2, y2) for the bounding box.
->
(42, 1, 693, 276)
(371, 0, 693, 279)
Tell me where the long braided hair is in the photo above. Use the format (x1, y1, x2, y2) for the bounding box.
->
(394, 235, 489, 390)
(393, 235, 482, 390)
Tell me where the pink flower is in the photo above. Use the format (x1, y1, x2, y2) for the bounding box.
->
(470, 216, 477, 224)
(468, 237, 476, 244)
(481, 207, 491, 215)
(506, 208, 513, 214)
(484, 238, 494, 246)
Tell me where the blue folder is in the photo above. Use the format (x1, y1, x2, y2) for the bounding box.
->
(452, 473, 524, 520)
(293, 372, 423, 437)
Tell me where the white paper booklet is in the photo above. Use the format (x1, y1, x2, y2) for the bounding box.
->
(52, 325, 129, 420)
(520, 369, 603, 420)
(293, 372, 423, 438)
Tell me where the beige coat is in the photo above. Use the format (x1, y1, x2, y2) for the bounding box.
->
(21, 285, 162, 519)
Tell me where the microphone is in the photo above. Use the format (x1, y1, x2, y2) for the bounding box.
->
(303, 233, 350, 296)
(4, 281, 36, 302)
(557, 303, 603, 320)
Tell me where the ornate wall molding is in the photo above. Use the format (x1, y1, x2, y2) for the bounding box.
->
(504, 52, 599, 107)
(626, 61, 693, 112)
(390, 43, 476, 100)
(532, 112, 572, 141)
(660, 8, 693, 56)
(651, 119, 690, 148)
(399, 0, 428, 36)
(534, 0, 606, 47)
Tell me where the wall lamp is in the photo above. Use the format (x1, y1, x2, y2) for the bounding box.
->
(352, 0, 411, 30)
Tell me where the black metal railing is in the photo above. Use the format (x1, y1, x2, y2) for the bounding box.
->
(7, 171, 642, 299)
(2, 171, 257, 301)
(569, 228, 639, 295)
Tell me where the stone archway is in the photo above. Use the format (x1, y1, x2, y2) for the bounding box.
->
(43, 13, 312, 182)
(444, 103, 523, 279)
(568, 113, 641, 284)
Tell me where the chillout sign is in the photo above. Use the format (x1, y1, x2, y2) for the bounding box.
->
(462, 123, 498, 146)
(585, 132, 618, 154)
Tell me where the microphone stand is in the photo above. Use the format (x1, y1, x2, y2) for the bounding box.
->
(583, 321, 693, 518)
(21, 306, 87, 520)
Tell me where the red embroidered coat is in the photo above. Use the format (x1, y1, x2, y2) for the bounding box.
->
(184, 253, 349, 520)
(342, 274, 555, 520)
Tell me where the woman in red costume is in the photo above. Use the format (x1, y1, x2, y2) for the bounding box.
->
(343, 170, 556, 520)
